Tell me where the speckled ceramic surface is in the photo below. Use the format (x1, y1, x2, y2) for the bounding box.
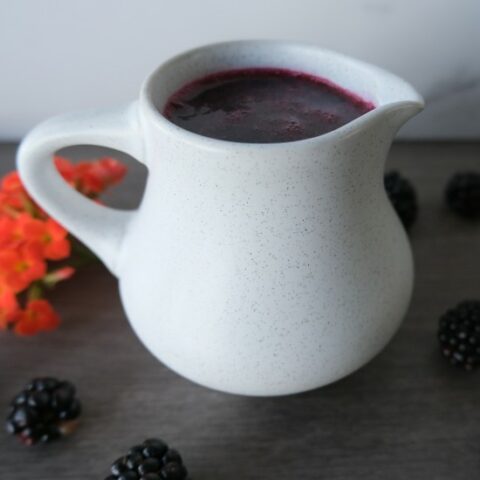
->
(17, 41, 424, 396)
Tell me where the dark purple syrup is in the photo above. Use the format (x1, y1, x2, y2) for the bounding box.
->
(163, 68, 374, 143)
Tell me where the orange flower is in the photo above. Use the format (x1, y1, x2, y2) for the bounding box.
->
(1, 171, 25, 194)
(54, 156, 76, 184)
(86, 157, 127, 189)
(54, 156, 127, 197)
(0, 245, 46, 292)
(0, 188, 32, 216)
(22, 217, 71, 260)
(0, 281, 19, 329)
(0, 190, 22, 212)
(0, 157, 127, 336)
(0, 213, 70, 260)
(14, 299, 60, 336)
(0, 213, 38, 248)
(0, 215, 17, 246)
(0, 171, 39, 217)
(74, 161, 104, 195)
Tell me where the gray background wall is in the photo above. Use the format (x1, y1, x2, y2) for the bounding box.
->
(1, 0, 479, 140)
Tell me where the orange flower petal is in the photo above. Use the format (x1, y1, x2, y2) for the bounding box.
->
(0, 215, 17, 247)
(0, 283, 19, 329)
(1, 172, 24, 193)
(0, 190, 25, 213)
(54, 156, 76, 183)
(0, 245, 46, 293)
(14, 319, 39, 336)
(43, 237, 71, 260)
(14, 299, 60, 335)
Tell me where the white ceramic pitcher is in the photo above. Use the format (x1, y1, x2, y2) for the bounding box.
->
(18, 41, 424, 396)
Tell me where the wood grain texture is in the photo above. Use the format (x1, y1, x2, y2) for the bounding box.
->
(0, 142, 479, 479)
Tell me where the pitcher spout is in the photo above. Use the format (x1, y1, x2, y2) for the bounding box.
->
(306, 58, 424, 145)
(376, 99, 425, 134)
(367, 68, 425, 133)
(312, 67, 425, 176)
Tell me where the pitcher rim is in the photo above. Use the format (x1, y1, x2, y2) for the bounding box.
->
(140, 39, 424, 152)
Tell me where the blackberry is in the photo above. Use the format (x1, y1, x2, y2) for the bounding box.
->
(384, 170, 418, 229)
(438, 300, 480, 370)
(106, 438, 189, 480)
(5, 377, 81, 445)
(445, 172, 480, 218)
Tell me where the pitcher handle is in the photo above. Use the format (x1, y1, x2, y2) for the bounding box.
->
(17, 102, 143, 277)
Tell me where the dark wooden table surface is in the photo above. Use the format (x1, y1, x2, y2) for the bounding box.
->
(1, 141, 480, 480)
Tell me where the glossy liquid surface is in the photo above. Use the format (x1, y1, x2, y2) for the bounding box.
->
(163, 68, 374, 143)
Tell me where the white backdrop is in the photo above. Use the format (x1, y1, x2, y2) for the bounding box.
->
(1, 0, 479, 140)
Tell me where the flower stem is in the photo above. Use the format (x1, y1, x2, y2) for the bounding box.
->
(27, 282, 44, 301)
